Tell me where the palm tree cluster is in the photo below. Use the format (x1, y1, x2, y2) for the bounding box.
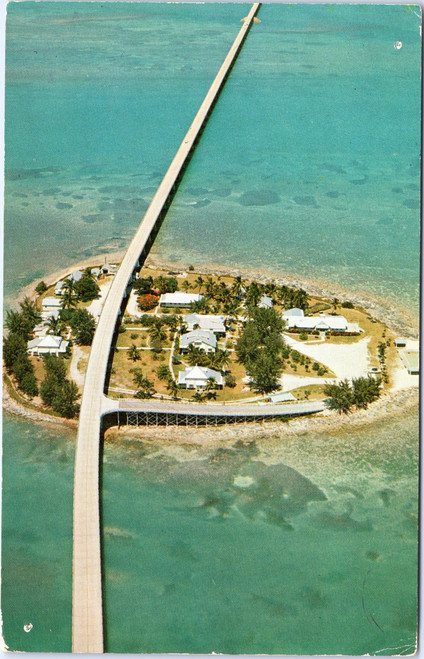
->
(324, 376, 382, 414)
(184, 345, 231, 373)
(191, 377, 218, 402)
(131, 368, 156, 399)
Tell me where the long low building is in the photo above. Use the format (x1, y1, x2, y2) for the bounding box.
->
(159, 292, 203, 308)
(285, 314, 349, 332)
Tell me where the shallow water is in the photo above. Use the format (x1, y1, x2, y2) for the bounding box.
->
(2, 3, 420, 654)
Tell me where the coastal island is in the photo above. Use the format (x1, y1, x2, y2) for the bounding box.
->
(3, 258, 419, 426)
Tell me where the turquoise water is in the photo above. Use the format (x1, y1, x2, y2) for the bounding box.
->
(2, 3, 420, 654)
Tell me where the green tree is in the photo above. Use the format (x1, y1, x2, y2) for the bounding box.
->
(324, 380, 354, 414)
(157, 365, 171, 381)
(128, 344, 141, 362)
(3, 333, 28, 371)
(148, 318, 166, 342)
(61, 289, 77, 310)
(74, 271, 100, 302)
(4, 309, 34, 341)
(69, 309, 96, 345)
(52, 380, 80, 418)
(351, 376, 381, 409)
(166, 378, 179, 399)
(35, 281, 48, 295)
(224, 373, 236, 388)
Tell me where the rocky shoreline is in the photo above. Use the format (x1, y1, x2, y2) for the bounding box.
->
(3, 253, 419, 436)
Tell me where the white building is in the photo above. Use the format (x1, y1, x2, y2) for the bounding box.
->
(178, 365, 224, 389)
(42, 297, 62, 310)
(41, 308, 60, 321)
(27, 335, 69, 357)
(282, 308, 304, 323)
(258, 294, 273, 309)
(184, 313, 226, 335)
(285, 314, 349, 333)
(69, 269, 83, 283)
(55, 280, 67, 296)
(159, 292, 203, 308)
(180, 330, 217, 354)
(102, 263, 118, 276)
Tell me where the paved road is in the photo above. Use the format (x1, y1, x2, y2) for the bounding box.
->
(72, 5, 261, 653)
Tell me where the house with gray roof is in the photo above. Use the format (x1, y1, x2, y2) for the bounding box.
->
(42, 297, 62, 310)
(184, 313, 226, 335)
(178, 365, 224, 390)
(180, 330, 217, 354)
(282, 308, 304, 323)
(27, 334, 68, 357)
(258, 294, 273, 309)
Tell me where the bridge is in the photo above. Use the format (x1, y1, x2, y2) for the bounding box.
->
(102, 396, 327, 427)
(72, 4, 261, 653)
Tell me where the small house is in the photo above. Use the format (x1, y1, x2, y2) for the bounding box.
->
(268, 392, 297, 404)
(180, 330, 217, 354)
(258, 294, 273, 309)
(184, 313, 226, 335)
(282, 308, 304, 323)
(69, 269, 83, 283)
(27, 335, 68, 357)
(42, 297, 62, 310)
(102, 263, 118, 276)
(178, 365, 224, 390)
(401, 350, 419, 375)
(394, 338, 407, 348)
(55, 280, 66, 296)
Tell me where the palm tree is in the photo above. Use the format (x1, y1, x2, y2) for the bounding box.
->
(46, 316, 62, 335)
(186, 345, 209, 367)
(63, 278, 75, 295)
(20, 297, 41, 325)
(194, 276, 204, 293)
(231, 275, 244, 298)
(213, 349, 231, 373)
(148, 318, 166, 342)
(181, 280, 191, 292)
(128, 344, 140, 362)
(83, 267, 96, 280)
(204, 377, 217, 400)
(204, 276, 215, 297)
(166, 378, 179, 399)
(61, 289, 77, 310)
(192, 390, 204, 403)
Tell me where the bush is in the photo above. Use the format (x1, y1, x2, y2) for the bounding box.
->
(69, 309, 96, 345)
(35, 281, 48, 295)
(140, 314, 155, 326)
(225, 374, 236, 388)
(138, 294, 159, 311)
(299, 332, 308, 341)
(341, 301, 354, 309)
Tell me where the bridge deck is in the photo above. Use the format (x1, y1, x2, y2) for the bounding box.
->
(72, 4, 260, 653)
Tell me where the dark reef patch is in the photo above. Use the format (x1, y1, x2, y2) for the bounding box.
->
(294, 195, 318, 208)
(238, 190, 280, 207)
(56, 202, 73, 210)
(326, 191, 339, 198)
(403, 198, 420, 210)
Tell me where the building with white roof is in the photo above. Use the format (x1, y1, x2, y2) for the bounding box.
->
(55, 280, 67, 296)
(42, 297, 62, 310)
(178, 365, 224, 389)
(69, 269, 83, 282)
(285, 314, 349, 332)
(159, 292, 203, 308)
(41, 308, 60, 321)
(184, 313, 226, 335)
(27, 334, 69, 357)
(102, 263, 118, 276)
(282, 308, 305, 323)
(258, 294, 273, 309)
(180, 330, 217, 354)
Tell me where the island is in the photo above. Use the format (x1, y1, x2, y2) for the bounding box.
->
(3, 258, 419, 425)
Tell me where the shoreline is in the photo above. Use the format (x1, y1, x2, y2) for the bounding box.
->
(4, 253, 419, 436)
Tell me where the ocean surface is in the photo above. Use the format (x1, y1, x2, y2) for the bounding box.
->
(2, 3, 420, 654)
